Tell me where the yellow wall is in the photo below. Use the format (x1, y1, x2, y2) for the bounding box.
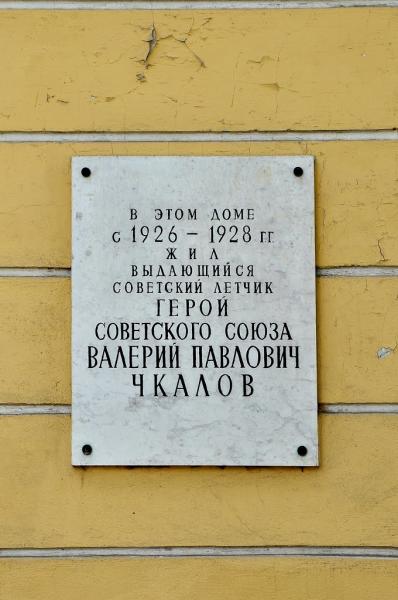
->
(0, 9, 397, 131)
(1, 557, 397, 600)
(0, 4, 397, 599)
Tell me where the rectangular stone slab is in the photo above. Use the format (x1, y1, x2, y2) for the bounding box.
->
(71, 156, 317, 466)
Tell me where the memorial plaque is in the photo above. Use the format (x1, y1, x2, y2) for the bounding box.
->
(72, 156, 318, 466)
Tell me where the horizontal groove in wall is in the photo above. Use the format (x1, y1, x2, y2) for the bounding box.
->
(0, 546, 397, 559)
(2, 267, 398, 278)
(0, 132, 398, 142)
(0, 405, 72, 415)
(0, 404, 397, 415)
(320, 404, 398, 414)
(0, 268, 71, 277)
(0, 1, 398, 10)
(317, 267, 398, 277)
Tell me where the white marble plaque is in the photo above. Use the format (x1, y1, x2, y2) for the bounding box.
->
(72, 156, 318, 466)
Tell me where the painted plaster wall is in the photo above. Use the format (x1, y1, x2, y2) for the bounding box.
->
(0, 3, 397, 598)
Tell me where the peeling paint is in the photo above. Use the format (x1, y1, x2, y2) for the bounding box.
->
(247, 55, 274, 65)
(143, 24, 158, 67)
(180, 39, 206, 68)
(377, 238, 388, 262)
(377, 346, 395, 359)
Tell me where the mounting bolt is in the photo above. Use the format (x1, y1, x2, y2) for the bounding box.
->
(81, 167, 91, 178)
(297, 445, 308, 457)
(82, 444, 93, 456)
(293, 166, 304, 177)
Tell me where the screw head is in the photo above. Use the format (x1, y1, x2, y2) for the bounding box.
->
(293, 166, 304, 177)
(297, 445, 308, 457)
(81, 167, 91, 178)
(82, 444, 93, 456)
